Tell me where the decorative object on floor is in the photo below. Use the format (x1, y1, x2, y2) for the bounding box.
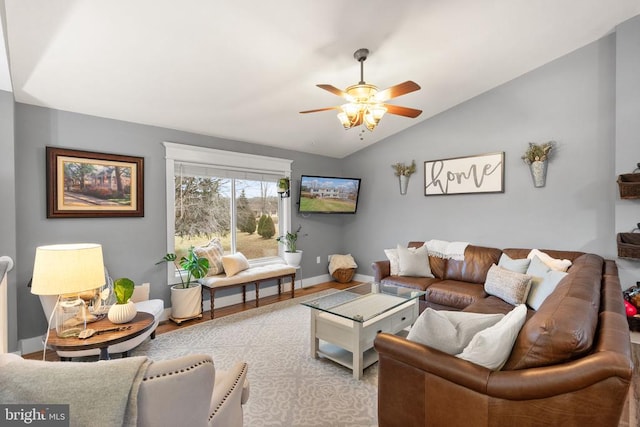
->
(328, 254, 358, 283)
(130, 291, 377, 426)
(30, 243, 105, 338)
(107, 278, 137, 324)
(277, 224, 304, 267)
(392, 160, 416, 195)
(424, 152, 504, 195)
(46, 146, 144, 218)
(277, 177, 290, 198)
(617, 163, 640, 199)
(521, 141, 555, 188)
(156, 246, 209, 323)
(300, 48, 422, 131)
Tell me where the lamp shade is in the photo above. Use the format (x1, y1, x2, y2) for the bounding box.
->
(31, 243, 105, 296)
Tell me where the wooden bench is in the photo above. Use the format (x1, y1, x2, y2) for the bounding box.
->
(199, 263, 297, 318)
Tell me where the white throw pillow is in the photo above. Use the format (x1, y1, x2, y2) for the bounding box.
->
(194, 238, 225, 276)
(498, 254, 531, 274)
(484, 264, 533, 306)
(221, 252, 250, 277)
(526, 269, 568, 310)
(407, 308, 504, 355)
(456, 304, 528, 370)
(526, 249, 572, 272)
(384, 248, 402, 276)
(397, 244, 433, 277)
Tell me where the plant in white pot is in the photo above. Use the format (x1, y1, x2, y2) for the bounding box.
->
(277, 225, 303, 267)
(107, 278, 137, 324)
(156, 247, 209, 322)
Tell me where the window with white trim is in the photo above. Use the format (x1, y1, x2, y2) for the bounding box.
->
(164, 143, 292, 277)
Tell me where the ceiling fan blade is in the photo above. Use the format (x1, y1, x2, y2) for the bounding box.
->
(384, 104, 423, 118)
(299, 106, 340, 114)
(317, 84, 350, 99)
(376, 81, 421, 102)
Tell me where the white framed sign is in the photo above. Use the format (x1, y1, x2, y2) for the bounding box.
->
(424, 152, 504, 196)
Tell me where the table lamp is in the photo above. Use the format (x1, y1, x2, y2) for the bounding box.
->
(31, 243, 106, 338)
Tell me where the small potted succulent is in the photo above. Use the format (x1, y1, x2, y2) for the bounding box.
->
(156, 246, 209, 321)
(277, 225, 303, 267)
(107, 277, 137, 324)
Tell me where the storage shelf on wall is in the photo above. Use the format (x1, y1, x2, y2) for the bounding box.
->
(617, 233, 640, 260)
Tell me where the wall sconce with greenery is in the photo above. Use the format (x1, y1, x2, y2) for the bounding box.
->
(392, 160, 416, 195)
(522, 141, 555, 188)
(277, 177, 290, 198)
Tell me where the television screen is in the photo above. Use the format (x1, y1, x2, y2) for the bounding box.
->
(298, 175, 361, 214)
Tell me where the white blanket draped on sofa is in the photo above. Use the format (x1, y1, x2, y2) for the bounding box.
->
(425, 240, 469, 260)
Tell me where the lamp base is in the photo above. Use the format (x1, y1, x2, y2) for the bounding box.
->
(56, 297, 87, 338)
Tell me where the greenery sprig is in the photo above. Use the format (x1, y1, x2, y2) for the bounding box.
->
(392, 160, 416, 177)
(522, 141, 555, 164)
(277, 224, 303, 252)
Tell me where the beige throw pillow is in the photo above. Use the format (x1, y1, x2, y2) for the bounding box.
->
(484, 264, 532, 306)
(383, 248, 401, 276)
(397, 244, 433, 277)
(406, 308, 505, 354)
(456, 304, 528, 370)
(221, 252, 250, 277)
(194, 238, 225, 276)
(525, 256, 568, 310)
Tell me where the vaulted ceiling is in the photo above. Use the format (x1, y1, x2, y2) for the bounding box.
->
(2, 1, 639, 158)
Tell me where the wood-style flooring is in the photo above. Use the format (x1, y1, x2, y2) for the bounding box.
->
(23, 280, 356, 362)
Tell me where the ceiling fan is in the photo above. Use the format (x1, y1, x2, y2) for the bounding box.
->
(300, 48, 422, 131)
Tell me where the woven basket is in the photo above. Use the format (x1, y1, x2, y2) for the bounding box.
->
(332, 268, 356, 283)
(617, 232, 640, 259)
(628, 315, 640, 332)
(617, 173, 640, 199)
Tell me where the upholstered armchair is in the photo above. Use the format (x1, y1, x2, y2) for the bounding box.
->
(0, 353, 249, 427)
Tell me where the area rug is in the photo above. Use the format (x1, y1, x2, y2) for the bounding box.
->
(130, 292, 378, 427)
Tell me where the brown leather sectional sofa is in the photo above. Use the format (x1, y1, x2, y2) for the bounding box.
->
(371, 242, 633, 427)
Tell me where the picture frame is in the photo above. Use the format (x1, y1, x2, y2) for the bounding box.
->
(424, 152, 504, 196)
(46, 147, 144, 218)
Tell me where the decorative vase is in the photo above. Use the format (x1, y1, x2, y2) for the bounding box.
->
(529, 160, 548, 188)
(399, 175, 410, 195)
(170, 283, 202, 319)
(107, 300, 137, 324)
(283, 250, 303, 267)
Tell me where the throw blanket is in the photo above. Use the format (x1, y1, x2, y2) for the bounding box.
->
(328, 254, 358, 275)
(0, 355, 151, 427)
(425, 240, 470, 261)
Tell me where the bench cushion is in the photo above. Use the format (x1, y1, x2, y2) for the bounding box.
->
(199, 263, 296, 289)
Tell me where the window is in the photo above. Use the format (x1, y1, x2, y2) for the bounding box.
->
(164, 143, 292, 279)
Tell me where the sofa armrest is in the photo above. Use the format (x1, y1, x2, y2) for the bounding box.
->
(208, 362, 249, 427)
(371, 260, 390, 283)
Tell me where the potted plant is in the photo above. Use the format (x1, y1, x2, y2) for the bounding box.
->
(277, 225, 303, 267)
(107, 277, 137, 324)
(156, 247, 209, 322)
(522, 141, 555, 187)
(392, 160, 416, 195)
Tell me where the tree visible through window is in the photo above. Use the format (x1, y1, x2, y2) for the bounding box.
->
(174, 173, 280, 261)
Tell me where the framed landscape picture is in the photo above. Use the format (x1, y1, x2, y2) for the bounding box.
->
(46, 147, 144, 218)
(424, 152, 504, 196)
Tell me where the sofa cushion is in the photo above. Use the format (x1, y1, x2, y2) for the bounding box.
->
(397, 244, 434, 277)
(498, 253, 530, 274)
(380, 275, 439, 293)
(484, 264, 532, 305)
(424, 280, 486, 310)
(526, 257, 568, 310)
(407, 308, 504, 354)
(456, 304, 528, 370)
(445, 245, 502, 284)
(503, 253, 603, 370)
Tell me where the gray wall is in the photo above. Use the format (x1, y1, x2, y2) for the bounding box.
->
(615, 15, 640, 286)
(343, 33, 622, 276)
(13, 106, 343, 343)
(0, 89, 17, 351)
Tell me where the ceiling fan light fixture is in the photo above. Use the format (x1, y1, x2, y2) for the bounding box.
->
(363, 105, 387, 131)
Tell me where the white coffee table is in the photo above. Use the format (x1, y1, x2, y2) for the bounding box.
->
(302, 283, 425, 379)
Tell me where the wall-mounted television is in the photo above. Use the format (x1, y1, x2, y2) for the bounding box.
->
(298, 175, 361, 214)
